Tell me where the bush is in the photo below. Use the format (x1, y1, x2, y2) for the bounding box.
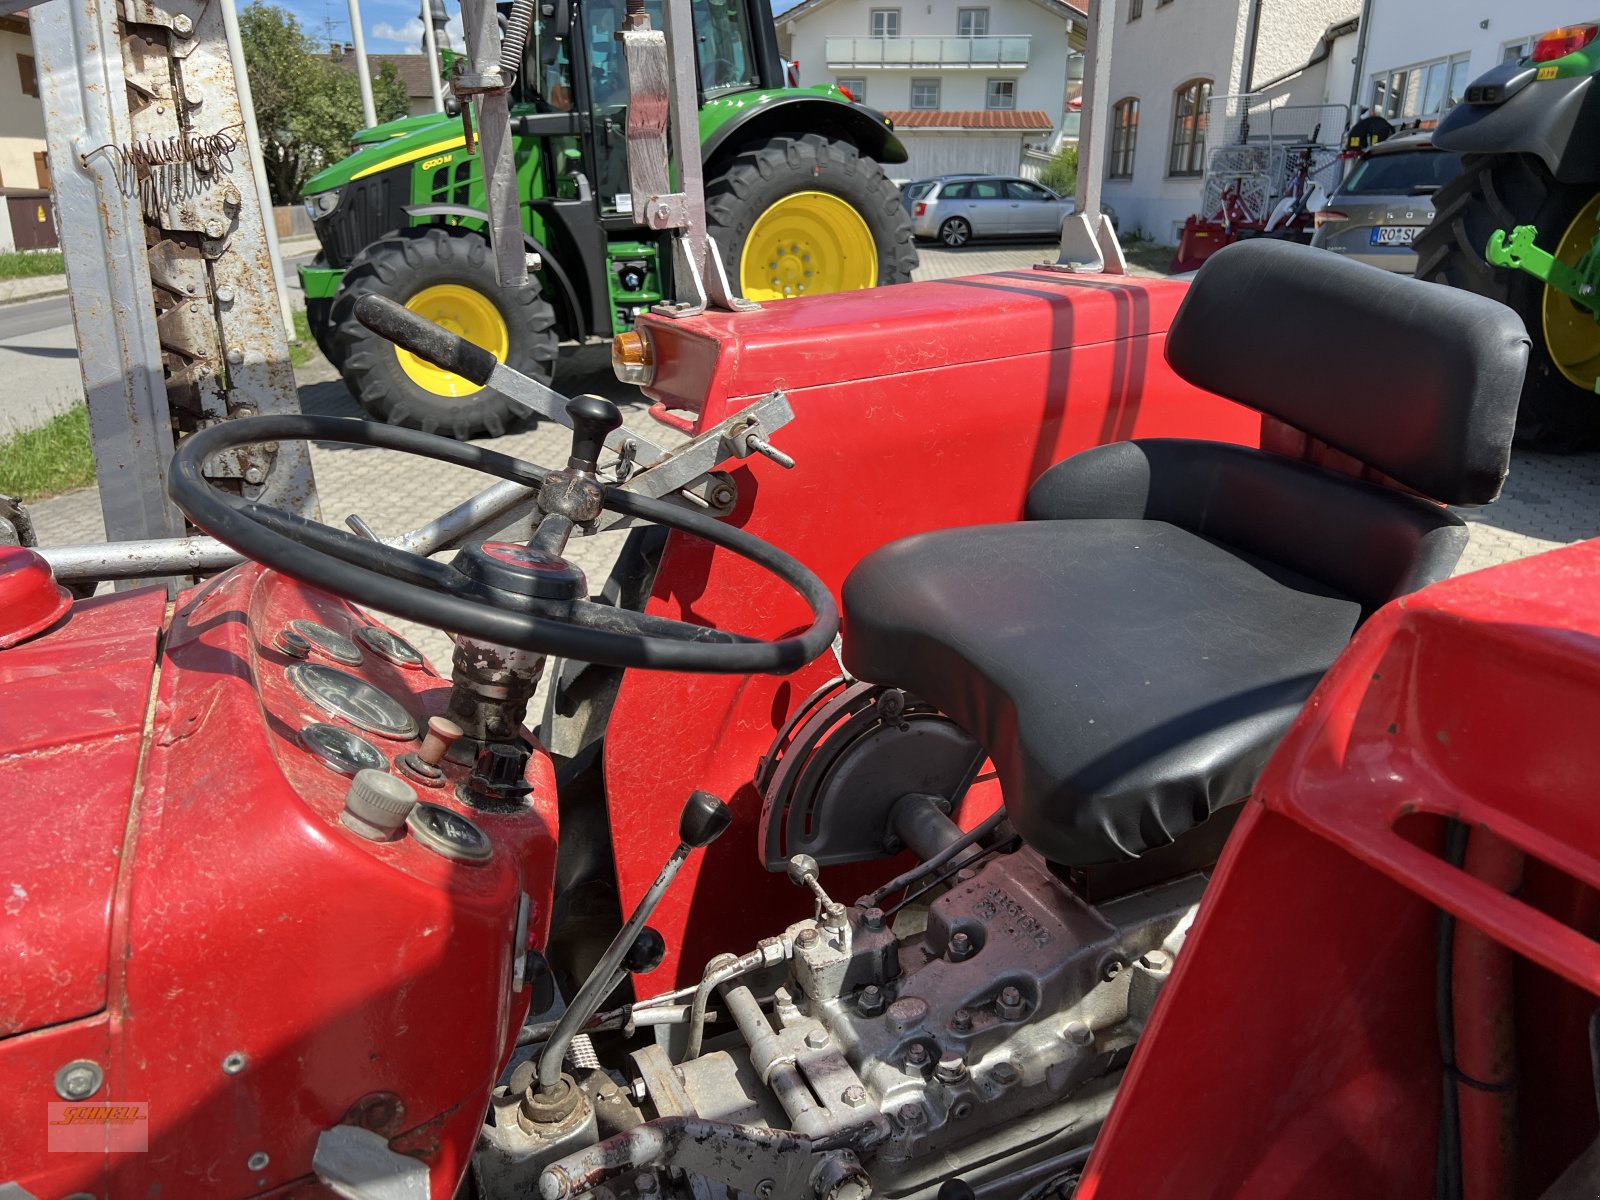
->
(1040, 144, 1078, 196)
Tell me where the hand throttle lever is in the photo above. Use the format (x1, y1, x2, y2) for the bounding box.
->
(535, 790, 732, 1097)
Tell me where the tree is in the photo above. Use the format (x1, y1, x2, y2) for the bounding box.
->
(240, 3, 411, 203)
(1040, 143, 1078, 197)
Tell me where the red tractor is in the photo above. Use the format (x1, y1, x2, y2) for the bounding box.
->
(6, 231, 1598, 1200)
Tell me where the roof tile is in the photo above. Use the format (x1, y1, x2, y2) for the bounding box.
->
(884, 110, 1055, 131)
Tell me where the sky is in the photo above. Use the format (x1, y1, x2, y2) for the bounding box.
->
(278, 0, 465, 55)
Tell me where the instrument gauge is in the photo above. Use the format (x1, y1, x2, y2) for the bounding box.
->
(299, 722, 389, 775)
(356, 625, 425, 668)
(287, 663, 419, 741)
(288, 620, 363, 665)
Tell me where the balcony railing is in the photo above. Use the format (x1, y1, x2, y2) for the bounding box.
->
(824, 35, 1032, 70)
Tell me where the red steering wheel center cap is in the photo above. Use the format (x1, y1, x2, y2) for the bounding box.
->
(0, 546, 72, 650)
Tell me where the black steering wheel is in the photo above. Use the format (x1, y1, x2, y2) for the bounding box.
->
(167, 407, 838, 675)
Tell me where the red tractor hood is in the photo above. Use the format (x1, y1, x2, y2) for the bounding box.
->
(0, 587, 168, 1036)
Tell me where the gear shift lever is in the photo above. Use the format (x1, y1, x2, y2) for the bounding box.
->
(535, 790, 732, 1097)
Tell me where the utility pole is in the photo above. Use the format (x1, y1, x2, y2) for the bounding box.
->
(347, 0, 378, 127)
(421, 0, 446, 112)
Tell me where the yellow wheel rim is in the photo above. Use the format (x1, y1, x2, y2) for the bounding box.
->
(738, 191, 878, 301)
(1541, 192, 1600, 391)
(396, 283, 509, 396)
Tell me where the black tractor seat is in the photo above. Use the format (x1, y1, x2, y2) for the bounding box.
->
(841, 240, 1528, 868)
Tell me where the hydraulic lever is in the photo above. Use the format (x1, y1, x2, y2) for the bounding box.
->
(535, 790, 732, 1097)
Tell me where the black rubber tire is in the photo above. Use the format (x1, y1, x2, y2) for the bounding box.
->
(940, 217, 972, 248)
(327, 226, 559, 439)
(304, 254, 339, 365)
(704, 134, 917, 297)
(1415, 153, 1600, 452)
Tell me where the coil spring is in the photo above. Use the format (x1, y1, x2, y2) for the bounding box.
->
(84, 125, 243, 212)
(498, 0, 536, 78)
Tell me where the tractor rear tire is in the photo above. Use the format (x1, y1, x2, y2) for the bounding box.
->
(705, 134, 917, 302)
(1415, 153, 1600, 452)
(327, 225, 559, 440)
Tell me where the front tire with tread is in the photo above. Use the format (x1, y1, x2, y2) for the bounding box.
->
(327, 225, 558, 439)
(1415, 152, 1600, 452)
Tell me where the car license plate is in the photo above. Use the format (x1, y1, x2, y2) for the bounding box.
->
(1371, 225, 1422, 246)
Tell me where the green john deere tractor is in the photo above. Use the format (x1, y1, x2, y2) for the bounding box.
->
(299, 0, 916, 437)
(1418, 22, 1600, 450)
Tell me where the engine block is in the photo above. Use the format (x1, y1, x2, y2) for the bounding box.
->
(481, 847, 1201, 1199)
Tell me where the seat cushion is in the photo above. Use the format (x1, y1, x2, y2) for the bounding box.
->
(841, 519, 1362, 866)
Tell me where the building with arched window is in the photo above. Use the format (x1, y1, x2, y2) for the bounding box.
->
(1098, 0, 1358, 242)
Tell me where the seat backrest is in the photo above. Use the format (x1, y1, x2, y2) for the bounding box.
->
(1165, 239, 1528, 506)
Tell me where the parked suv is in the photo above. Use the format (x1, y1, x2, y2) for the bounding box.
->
(903, 174, 1077, 246)
(1310, 134, 1463, 272)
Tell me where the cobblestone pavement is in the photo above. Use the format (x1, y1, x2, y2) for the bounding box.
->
(26, 251, 1600, 672)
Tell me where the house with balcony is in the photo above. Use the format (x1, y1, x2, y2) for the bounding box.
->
(776, 0, 1088, 182)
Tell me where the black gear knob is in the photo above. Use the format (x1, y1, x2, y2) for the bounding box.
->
(566, 394, 623, 473)
(679, 790, 733, 849)
(623, 926, 667, 975)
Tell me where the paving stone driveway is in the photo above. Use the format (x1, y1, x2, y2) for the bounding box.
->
(28, 241, 1600, 672)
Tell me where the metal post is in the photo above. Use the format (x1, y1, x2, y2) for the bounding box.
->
(421, 3, 446, 113)
(1043, 0, 1125, 274)
(221, 0, 297, 337)
(347, 0, 378, 127)
(33, 0, 186, 572)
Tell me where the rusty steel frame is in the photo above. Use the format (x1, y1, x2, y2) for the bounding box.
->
(33, 0, 318, 591)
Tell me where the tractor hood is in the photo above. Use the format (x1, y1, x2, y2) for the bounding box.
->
(0, 585, 168, 1036)
(348, 110, 455, 148)
(304, 114, 465, 195)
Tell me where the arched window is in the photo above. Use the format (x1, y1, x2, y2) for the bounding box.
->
(1109, 98, 1139, 179)
(1168, 78, 1211, 177)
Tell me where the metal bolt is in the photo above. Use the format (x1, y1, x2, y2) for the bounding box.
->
(757, 1181, 776, 1199)
(796, 927, 819, 949)
(897, 1102, 926, 1127)
(247, 1151, 269, 1171)
(904, 1043, 929, 1069)
(172, 12, 193, 34)
(805, 1028, 829, 1049)
(226, 348, 244, 365)
(1065, 1020, 1093, 1046)
(1139, 950, 1170, 972)
(996, 985, 1026, 1020)
(245, 467, 266, 485)
(861, 906, 885, 931)
(54, 1060, 103, 1100)
(215, 287, 234, 303)
(222, 1052, 247, 1075)
(948, 931, 974, 962)
(856, 984, 885, 1017)
(206, 220, 227, 238)
(841, 1085, 867, 1108)
(990, 1060, 1019, 1086)
(934, 1053, 967, 1083)
(952, 1007, 972, 1033)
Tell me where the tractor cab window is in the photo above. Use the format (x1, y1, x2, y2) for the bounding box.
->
(692, 0, 759, 93)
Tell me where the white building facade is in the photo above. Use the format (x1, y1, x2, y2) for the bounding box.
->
(1355, 0, 1598, 122)
(0, 14, 52, 253)
(1097, 0, 1359, 241)
(777, 0, 1087, 182)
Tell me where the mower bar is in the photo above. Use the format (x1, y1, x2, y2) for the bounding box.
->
(353, 294, 669, 466)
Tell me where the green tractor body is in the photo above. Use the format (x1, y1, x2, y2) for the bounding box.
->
(1419, 22, 1600, 449)
(298, 1, 915, 437)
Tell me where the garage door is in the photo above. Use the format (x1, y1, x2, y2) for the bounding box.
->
(897, 134, 1026, 183)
